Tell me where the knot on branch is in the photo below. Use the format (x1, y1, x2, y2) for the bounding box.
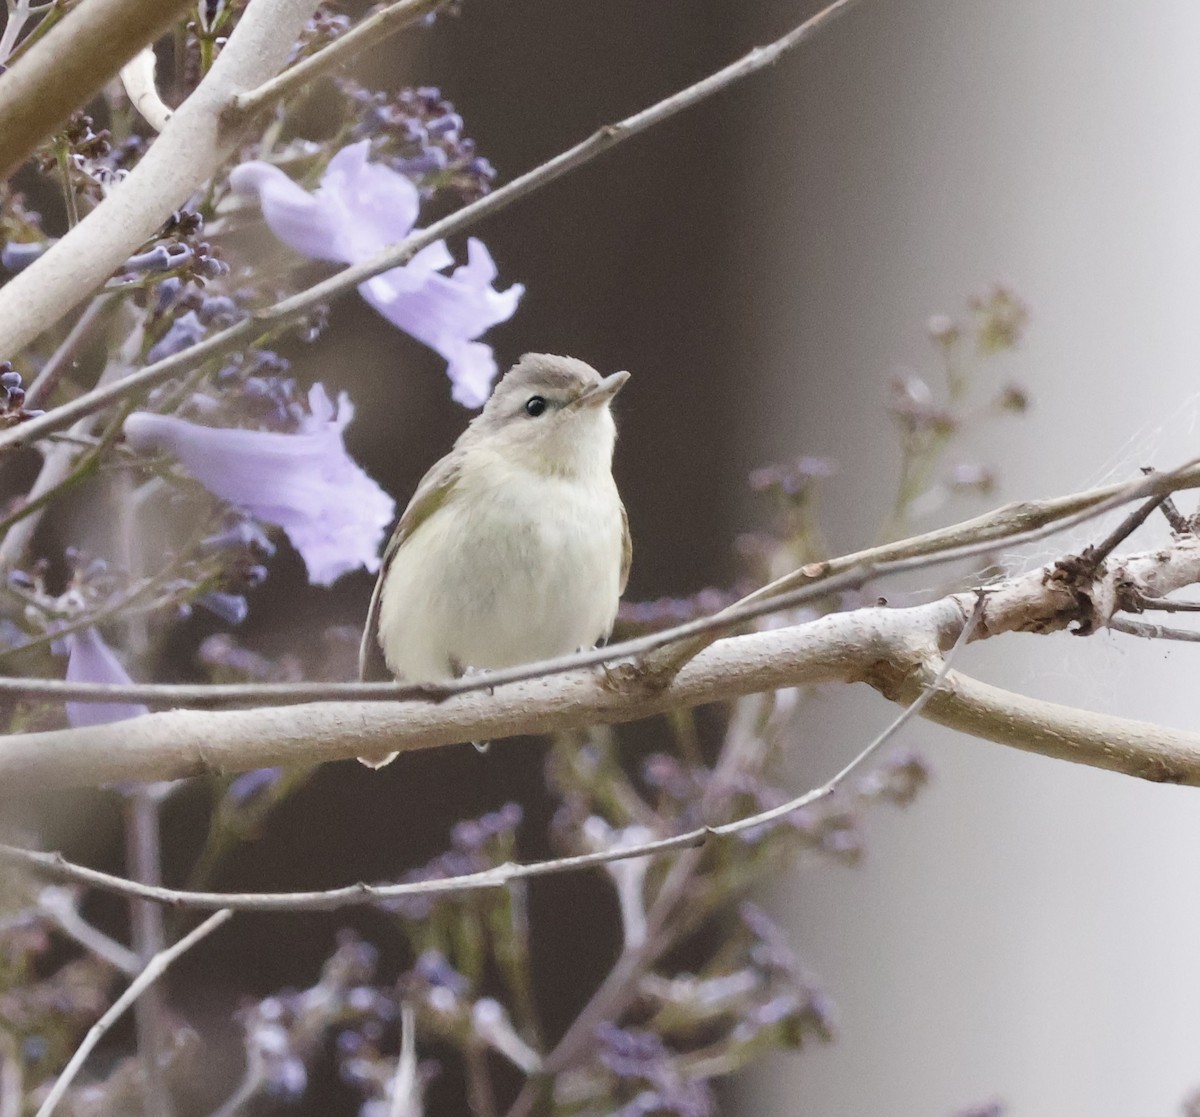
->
(1043, 540, 1194, 636)
(862, 655, 929, 704)
(602, 657, 673, 697)
(1043, 552, 1109, 635)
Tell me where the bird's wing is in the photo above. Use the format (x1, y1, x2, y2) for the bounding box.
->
(619, 499, 632, 596)
(358, 452, 464, 681)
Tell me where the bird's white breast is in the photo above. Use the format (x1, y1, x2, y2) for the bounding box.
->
(377, 450, 625, 682)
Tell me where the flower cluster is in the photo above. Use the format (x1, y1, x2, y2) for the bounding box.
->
(228, 931, 428, 1113)
(118, 210, 230, 291)
(34, 113, 129, 207)
(344, 82, 497, 202)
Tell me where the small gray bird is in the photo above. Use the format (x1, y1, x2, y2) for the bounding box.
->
(358, 353, 631, 766)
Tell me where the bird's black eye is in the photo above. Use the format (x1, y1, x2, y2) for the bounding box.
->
(525, 395, 547, 417)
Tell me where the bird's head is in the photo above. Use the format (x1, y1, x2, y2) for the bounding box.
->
(467, 353, 629, 478)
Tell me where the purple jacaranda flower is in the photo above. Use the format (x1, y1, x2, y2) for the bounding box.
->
(63, 627, 149, 728)
(123, 384, 394, 587)
(229, 141, 523, 407)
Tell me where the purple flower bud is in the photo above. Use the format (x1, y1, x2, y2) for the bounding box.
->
(264, 1056, 306, 1099)
(198, 295, 240, 325)
(425, 112, 463, 138)
(394, 148, 449, 176)
(414, 950, 469, 996)
(244, 564, 269, 586)
(451, 818, 484, 851)
(467, 156, 496, 181)
(147, 310, 206, 363)
(124, 244, 181, 273)
(596, 1023, 666, 1078)
(197, 252, 230, 279)
(197, 591, 249, 625)
(2, 241, 48, 273)
(154, 276, 183, 315)
(496, 801, 523, 830)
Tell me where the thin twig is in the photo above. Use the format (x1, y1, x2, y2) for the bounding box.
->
(33, 909, 232, 1117)
(636, 459, 1199, 681)
(1079, 490, 1167, 571)
(1108, 617, 1200, 643)
(0, 833, 710, 913)
(0, 399, 131, 570)
(24, 295, 114, 410)
(1143, 467, 1192, 535)
(208, 1046, 265, 1117)
(125, 790, 175, 1117)
(0, 0, 860, 454)
(232, 0, 453, 117)
(0, 0, 42, 65)
(1131, 597, 1200, 613)
(37, 886, 140, 975)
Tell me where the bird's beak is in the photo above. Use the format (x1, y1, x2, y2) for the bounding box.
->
(572, 370, 631, 409)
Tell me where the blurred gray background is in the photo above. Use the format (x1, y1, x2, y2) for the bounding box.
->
(737, 3, 1200, 1116)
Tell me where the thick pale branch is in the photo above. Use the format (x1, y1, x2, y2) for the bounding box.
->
(0, 609, 977, 913)
(0, 0, 192, 181)
(0, 622, 866, 790)
(921, 670, 1200, 784)
(120, 47, 173, 132)
(0, 0, 321, 361)
(0, 0, 859, 452)
(5, 537, 1200, 791)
